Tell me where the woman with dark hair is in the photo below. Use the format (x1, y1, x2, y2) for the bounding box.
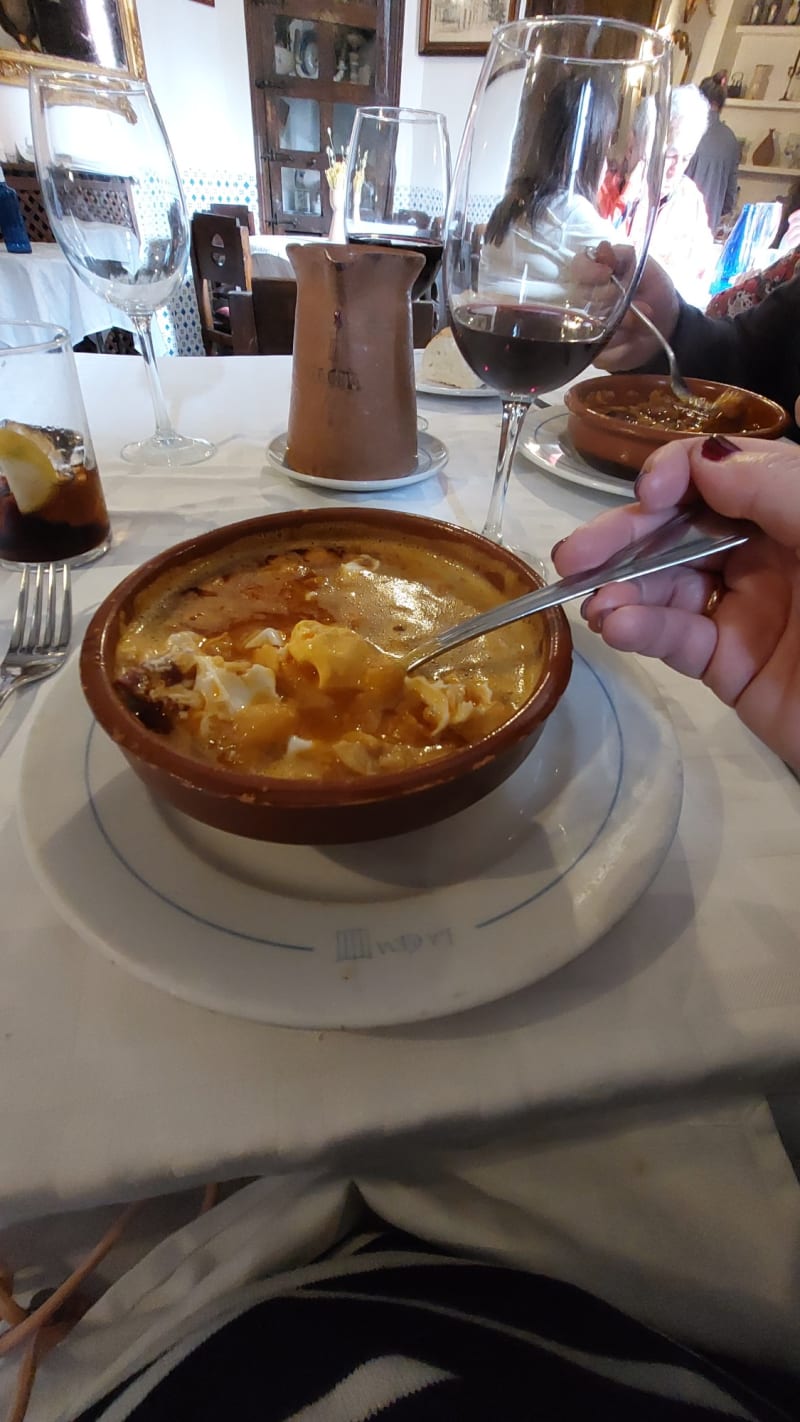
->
(480, 72, 618, 303)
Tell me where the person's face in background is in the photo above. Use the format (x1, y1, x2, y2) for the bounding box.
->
(661, 121, 700, 198)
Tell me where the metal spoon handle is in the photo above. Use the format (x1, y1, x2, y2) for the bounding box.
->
(608, 272, 702, 410)
(405, 509, 751, 674)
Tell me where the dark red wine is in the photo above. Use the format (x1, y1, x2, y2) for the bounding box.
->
(451, 302, 606, 396)
(347, 233, 443, 300)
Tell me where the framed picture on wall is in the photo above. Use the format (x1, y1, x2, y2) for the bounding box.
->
(0, 0, 146, 85)
(418, 0, 518, 58)
(420, 1, 663, 58)
(514, 1, 661, 27)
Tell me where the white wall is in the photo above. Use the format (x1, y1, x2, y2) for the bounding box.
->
(137, 0, 254, 173)
(400, 0, 481, 162)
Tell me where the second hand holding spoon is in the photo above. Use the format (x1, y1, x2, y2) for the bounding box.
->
(607, 272, 715, 414)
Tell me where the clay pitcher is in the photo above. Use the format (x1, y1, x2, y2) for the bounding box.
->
(286, 243, 424, 482)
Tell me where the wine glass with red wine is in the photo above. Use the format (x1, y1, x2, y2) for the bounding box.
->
(444, 16, 671, 546)
(344, 107, 451, 301)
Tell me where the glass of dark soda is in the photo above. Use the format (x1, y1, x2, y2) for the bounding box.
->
(0, 321, 110, 565)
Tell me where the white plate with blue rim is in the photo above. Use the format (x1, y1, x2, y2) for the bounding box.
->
(519, 404, 637, 499)
(18, 620, 681, 1030)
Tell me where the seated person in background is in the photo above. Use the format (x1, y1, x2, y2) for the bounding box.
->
(624, 86, 715, 309)
(705, 242, 800, 319)
(686, 75, 740, 236)
(480, 73, 618, 304)
(602, 93, 655, 228)
(575, 240, 800, 440)
(703, 178, 800, 319)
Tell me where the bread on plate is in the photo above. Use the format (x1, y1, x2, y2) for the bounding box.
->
(419, 327, 485, 391)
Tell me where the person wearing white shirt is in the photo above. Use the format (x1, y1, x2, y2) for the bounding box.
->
(479, 72, 618, 306)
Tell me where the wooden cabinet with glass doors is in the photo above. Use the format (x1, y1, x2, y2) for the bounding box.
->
(244, 0, 404, 234)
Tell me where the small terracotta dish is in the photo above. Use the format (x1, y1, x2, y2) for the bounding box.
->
(565, 374, 789, 478)
(80, 508, 572, 844)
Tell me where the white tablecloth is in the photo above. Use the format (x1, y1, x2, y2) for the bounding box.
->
(1, 354, 799, 1224)
(0, 243, 172, 353)
(249, 233, 328, 280)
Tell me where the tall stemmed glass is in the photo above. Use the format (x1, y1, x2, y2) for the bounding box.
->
(444, 17, 671, 545)
(29, 71, 215, 467)
(344, 107, 451, 301)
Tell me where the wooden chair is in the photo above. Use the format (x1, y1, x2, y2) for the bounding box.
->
(229, 278, 297, 355)
(209, 202, 256, 235)
(3, 167, 54, 241)
(191, 212, 252, 354)
(412, 301, 436, 349)
(4, 163, 139, 246)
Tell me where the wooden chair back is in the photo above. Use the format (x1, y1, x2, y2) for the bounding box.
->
(229, 278, 297, 356)
(3, 170, 54, 242)
(191, 212, 252, 354)
(412, 301, 436, 349)
(4, 164, 138, 246)
(209, 202, 256, 235)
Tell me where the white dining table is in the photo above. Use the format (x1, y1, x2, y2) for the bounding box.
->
(1, 353, 799, 1229)
(249, 232, 328, 279)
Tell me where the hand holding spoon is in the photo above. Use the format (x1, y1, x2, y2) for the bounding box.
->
(404, 507, 750, 674)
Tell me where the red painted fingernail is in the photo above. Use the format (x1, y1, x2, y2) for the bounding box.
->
(550, 538, 565, 559)
(702, 435, 741, 461)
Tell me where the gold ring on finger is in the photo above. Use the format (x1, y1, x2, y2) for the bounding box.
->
(702, 580, 725, 619)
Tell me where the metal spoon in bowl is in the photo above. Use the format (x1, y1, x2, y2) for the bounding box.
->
(403, 507, 751, 675)
(608, 273, 715, 415)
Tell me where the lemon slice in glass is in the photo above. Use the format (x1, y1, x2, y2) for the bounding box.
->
(0, 422, 64, 515)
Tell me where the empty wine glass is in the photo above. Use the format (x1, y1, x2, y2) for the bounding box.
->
(29, 70, 215, 467)
(344, 107, 451, 301)
(444, 17, 671, 546)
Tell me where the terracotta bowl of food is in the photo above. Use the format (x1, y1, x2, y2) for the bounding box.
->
(80, 508, 572, 844)
(564, 373, 789, 477)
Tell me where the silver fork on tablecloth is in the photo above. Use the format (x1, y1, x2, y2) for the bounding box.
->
(0, 563, 72, 711)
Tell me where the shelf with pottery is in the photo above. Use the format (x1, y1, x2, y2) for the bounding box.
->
(739, 160, 800, 172)
(735, 23, 800, 34)
(727, 97, 800, 107)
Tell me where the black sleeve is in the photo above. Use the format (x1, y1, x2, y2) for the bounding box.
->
(636, 273, 800, 430)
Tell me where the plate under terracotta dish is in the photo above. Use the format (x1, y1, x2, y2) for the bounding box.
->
(80, 508, 572, 845)
(565, 374, 790, 478)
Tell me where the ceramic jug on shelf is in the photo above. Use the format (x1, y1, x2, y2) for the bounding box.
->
(286, 243, 424, 482)
(752, 129, 776, 167)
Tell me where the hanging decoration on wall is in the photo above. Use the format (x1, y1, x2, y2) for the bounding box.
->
(671, 30, 693, 85)
(782, 47, 800, 100)
(683, 0, 699, 21)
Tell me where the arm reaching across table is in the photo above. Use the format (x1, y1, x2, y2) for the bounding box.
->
(577, 242, 800, 437)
